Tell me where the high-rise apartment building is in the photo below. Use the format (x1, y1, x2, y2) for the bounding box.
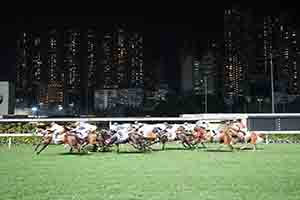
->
(45, 29, 64, 106)
(128, 32, 144, 88)
(61, 29, 82, 111)
(100, 28, 144, 89)
(15, 26, 144, 115)
(87, 29, 97, 88)
(261, 15, 299, 94)
(224, 7, 254, 99)
(193, 51, 217, 96)
(15, 32, 31, 107)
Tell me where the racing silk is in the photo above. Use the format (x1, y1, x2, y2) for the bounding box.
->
(238, 119, 247, 133)
(195, 121, 209, 130)
(116, 128, 129, 141)
(49, 123, 65, 144)
(155, 123, 167, 131)
(49, 123, 65, 133)
(164, 124, 179, 140)
(111, 123, 132, 132)
(137, 125, 157, 138)
(72, 122, 96, 139)
(139, 125, 153, 134)
(193, 126, 206, 140)
(110, 124, 119, 133)
(183, 123, 195, 133)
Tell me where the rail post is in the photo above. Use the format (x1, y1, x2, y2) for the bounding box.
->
(265, 135, 269, 144)
(8, 137, 12, 149)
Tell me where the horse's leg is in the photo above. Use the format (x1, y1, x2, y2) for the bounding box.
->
(36, 143, 50, 155)
(228, 144, 234, 151)
(240, 142, 248, 150)
(162, 141, 166, 150)
(92, 144, 98, 152)
(69, 147, 73, 153)
(77, 143, 81, 153)
(184, 141, 193, 149)
(80, 142, 89, 152)
(182, 141, 188, 149)
(252, 144, 257, 151)
(34, 141, 42, 152)
(116, 144, 120, 153)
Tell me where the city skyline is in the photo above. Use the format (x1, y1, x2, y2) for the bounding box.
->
(0, 5, 297, 82)
(0, 5, 299, 115)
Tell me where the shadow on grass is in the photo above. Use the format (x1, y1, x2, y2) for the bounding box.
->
(237, 147, 265, 151)
(204, 146, 264, 152)
(204, 149, 234, 152)
(57, 152, 94, 156)
(116, 150, 152, 154)
(157, 147, 195, 151)
(98, 149, 114, 153)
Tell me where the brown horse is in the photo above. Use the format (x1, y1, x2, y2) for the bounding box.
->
(210, 121, 265, 151)
(240, 132, 265, 151)
(34, 128, 82, 155)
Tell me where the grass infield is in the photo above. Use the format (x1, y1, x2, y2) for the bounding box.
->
(0, 143, 300, 200)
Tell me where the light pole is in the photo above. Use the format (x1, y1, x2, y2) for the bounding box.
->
(270, 51, 275, 113)
(204, 76, 208, 113)
(257, 98, 263, 113)
(200, 76, 208, 113)
(245, 96, 251, 113)
(38, 102, 43, 117)
(31, 106, 38, 118)
(69, 103, 74, 116)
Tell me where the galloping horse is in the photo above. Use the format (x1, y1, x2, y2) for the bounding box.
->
(208, 120, 264, 151)
(241, 131, 265, 151)
(34, 127, 82, 155)
(103, 126, 148, 153)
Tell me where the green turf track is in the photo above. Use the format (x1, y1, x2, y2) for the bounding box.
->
(0, 143, 300, 200)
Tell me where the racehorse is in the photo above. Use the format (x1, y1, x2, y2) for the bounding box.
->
(34, 128, 82, 155)
(241, 131, 265, 151)
(102, 127, 149, 153)
(207, 121, 264, 151)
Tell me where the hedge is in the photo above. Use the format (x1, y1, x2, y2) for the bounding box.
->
(0, 136, 41, 145)
(0, 123, 36, 134)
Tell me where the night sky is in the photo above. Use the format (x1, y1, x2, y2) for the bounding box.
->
(0, 3, 297, 87)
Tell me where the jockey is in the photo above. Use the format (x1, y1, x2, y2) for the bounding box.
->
(237, 119, 247, 134)
(231, 119, 247, 142)
(131, 122, 144, 134)
(71, 121, 97, 141)
(138, 124, 158, 139)
(110, 122, 119, 133)
(183, 122, 194, 133)
(105, 123, 134, 145)
(193, 121, 207, 141)
(165, 124, 180, 140)
(116, 128, 130, 142)
(47, 122, 65, 144)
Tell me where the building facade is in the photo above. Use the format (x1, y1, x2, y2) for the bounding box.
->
(15, 26, 144, 115)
